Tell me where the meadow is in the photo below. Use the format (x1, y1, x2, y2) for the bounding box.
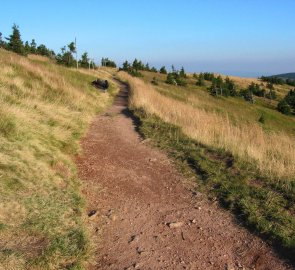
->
(118, 70, 295, 257)
(0, 49, 117, 270)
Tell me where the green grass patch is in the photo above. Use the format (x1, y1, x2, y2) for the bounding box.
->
(0, 112, 17, 137)
(133, 108, 295, 262)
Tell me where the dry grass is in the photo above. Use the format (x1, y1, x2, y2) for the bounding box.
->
(119, 71, 295, 181)
(0, 49, 117, 269)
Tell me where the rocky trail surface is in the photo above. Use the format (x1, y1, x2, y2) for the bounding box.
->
(76, 82, 291, 270)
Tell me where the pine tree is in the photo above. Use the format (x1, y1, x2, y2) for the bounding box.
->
(171, 65, 176, 73)
(30, 39, 37, 54)
(159, 66, 167, 74)
(24, 41, 30, 53)
(68, 42, 76, 53)
(225, 77, 237, 96)
(145, 63, 150, 71)
(133, 59, 139, 70)
(196, 74, 205, 86)
(122, 61, 130, 71)
(179, 66, 187, 78)
(0, 32, 6, 48)
(80, 52, 89, 68)
(151, 77, 159, 85)
(6, 24, 25, 55)
(151, 67, 158, 73)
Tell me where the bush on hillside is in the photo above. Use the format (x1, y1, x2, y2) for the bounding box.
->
(258, 114, 266, 124)
(151, 77, 159, 85)
(129, 69, 143, 77)
(265, 89, 277, 100)
(278, 89, 295, 115)
(285, 89, 295, 111)
(166, 73, 177, 85)
(240, 89, 255, 103)
(277, 100, 291, 115)
(166, 71, 187, 86)
(248, 82, 265, 97)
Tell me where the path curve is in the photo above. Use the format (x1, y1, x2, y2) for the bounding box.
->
(76, 82, 291, 270)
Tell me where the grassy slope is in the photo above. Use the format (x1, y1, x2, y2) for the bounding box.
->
(118, 71, 295, 261)
(142, 71, 295, 136)
(0, 49, 117, 270)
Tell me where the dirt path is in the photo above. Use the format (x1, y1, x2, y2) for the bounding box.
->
(76, 82, 291, 270)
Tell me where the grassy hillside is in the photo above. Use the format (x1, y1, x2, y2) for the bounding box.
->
(0, 49, 117, 269)
(118, 71, 295, 258)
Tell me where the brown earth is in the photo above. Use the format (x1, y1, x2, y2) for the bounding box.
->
(76, 82, 291, 270)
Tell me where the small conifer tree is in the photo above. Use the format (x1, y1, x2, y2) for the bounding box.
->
(160, 66, 167, 74)
(6, 24, 25, 55)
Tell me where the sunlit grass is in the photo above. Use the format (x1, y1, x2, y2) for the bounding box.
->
(0, 49, 117, 269)
(119, 70, 295, 257)
(119, 71, 295, 181)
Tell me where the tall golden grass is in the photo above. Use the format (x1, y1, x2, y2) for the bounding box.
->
(119, 72, 295, 181)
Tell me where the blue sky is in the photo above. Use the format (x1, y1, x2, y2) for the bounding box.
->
(1, 0, 294, 77)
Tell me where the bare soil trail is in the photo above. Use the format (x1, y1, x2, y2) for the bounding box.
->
(76, 82, 291, 270)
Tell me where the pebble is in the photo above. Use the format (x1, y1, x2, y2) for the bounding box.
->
(168, 222, 184, 228)
(128, 235, 139, 243)
(88, 209, 97, 219)
(136, 247, 144, 255)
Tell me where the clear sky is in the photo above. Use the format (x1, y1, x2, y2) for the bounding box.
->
(1, 0, 294, 77)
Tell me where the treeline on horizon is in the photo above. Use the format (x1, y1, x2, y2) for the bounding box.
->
(260, 75, 295, 87)
(0, 24, 117, 69)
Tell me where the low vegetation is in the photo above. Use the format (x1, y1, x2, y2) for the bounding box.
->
(0, 49, 117, 269)
(277, 89, 295, 115)
(118, 71, 295, 257)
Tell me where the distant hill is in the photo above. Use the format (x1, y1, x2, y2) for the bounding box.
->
(270, 72, 295, 80)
